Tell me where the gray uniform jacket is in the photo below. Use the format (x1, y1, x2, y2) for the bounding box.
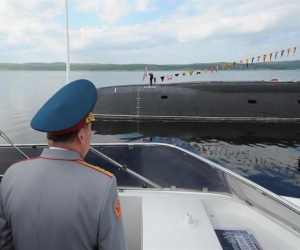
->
(0, 148, 127, 250)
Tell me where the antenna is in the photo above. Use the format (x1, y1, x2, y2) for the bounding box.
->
(65, 0, 70, 84)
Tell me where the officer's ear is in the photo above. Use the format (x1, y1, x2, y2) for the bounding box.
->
(77, 129, 85, 143)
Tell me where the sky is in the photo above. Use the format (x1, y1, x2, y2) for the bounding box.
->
(0, 0, 300, 64)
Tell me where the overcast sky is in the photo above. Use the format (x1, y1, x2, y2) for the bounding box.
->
(1, 0, 300, 64)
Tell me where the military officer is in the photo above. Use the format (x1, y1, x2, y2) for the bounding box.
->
(0, 79, 127, 250)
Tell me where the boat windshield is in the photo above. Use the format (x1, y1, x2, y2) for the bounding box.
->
(88, 143, 232, 192)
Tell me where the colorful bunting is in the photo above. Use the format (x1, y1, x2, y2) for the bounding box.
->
(142, 44, 298, 84)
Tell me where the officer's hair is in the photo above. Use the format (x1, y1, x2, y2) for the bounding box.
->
(47, 124, 89, 143)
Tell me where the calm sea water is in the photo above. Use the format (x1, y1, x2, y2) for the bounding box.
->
(1, 69, 300, 197)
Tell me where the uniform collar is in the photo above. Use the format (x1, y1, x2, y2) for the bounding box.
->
(49, 146, 67, 150)
(41, 148, 82, 161)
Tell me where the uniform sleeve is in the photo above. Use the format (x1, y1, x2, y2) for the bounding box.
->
(0, 183, 15, 250)
(98, 177, 127, 250)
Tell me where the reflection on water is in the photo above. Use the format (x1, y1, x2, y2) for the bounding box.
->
(93, 120, 300, 198)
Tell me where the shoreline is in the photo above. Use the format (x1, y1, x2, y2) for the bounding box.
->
(0, 61, 299, 71)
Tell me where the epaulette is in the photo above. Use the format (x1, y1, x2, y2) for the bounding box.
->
(76, 160, 114, 178)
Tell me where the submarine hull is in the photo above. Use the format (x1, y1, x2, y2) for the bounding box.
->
(94, 81, 300, 122)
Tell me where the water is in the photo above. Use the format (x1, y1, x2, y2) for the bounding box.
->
(1, 69, 300, 197)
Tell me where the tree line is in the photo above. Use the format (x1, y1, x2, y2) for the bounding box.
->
(0, 60, 299, 71)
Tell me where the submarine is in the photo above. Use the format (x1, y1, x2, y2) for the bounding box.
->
(94, 80, 300, 122)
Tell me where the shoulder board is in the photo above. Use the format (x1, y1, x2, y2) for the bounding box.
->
(76, 160, 114, 178)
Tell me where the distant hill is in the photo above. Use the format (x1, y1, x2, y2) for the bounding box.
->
(0, 60, 299, 71)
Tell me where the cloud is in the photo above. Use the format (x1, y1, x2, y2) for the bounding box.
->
(166, 0, 300, 42)
(136, 0, 151, 12)
(69, 0, 300, 63)
(0, 0, 300, 63)
(0, 0, 66, 61)
(74, 0, 151, 24)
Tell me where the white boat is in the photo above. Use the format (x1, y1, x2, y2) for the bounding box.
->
(1, 139, 300, 249)
(1, 1, 300, 248)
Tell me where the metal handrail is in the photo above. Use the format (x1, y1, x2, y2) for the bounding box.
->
(0, 130, 163, 189)
(0, 130, 29, 159)
(89, 147, 163, 190)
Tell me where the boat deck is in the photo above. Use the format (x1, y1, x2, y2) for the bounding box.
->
(120, 190, 300, 250)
